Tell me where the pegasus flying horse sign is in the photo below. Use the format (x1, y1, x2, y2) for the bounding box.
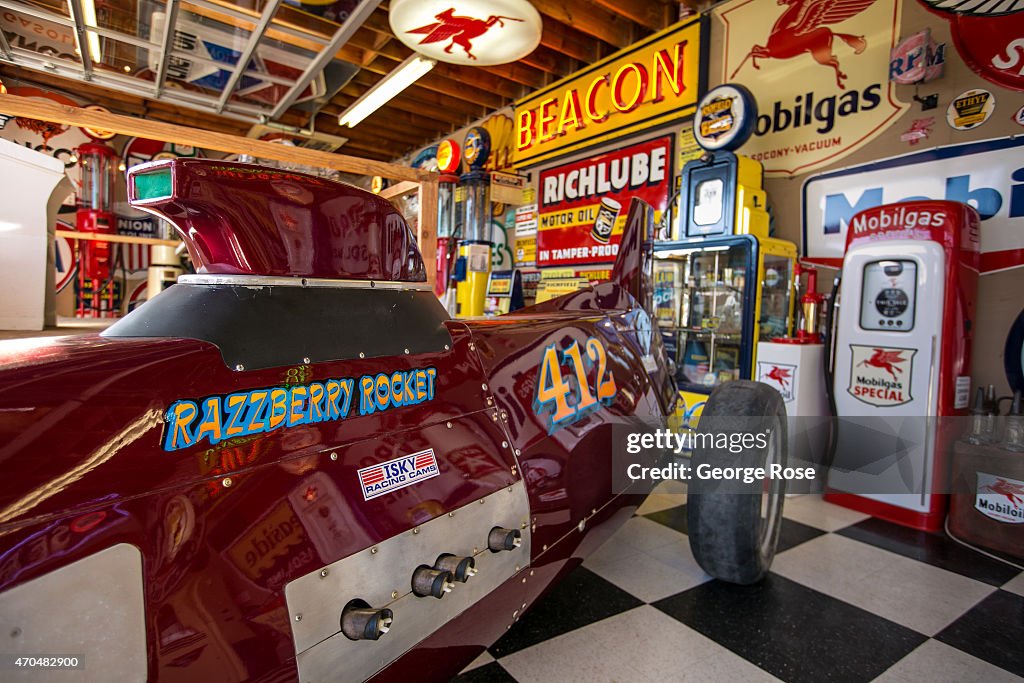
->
(717, 0, 908, 176)
(389, 0, 543, 66)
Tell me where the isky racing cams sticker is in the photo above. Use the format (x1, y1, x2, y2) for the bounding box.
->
(358, 448, 440, 501)
(757, 361, 796, 403)
(975, 472, 1024, 524)
(848, 345, 915, 406)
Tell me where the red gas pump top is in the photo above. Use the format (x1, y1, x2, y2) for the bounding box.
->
(127, 158, 427, 282)
(845, 200, 980, 258)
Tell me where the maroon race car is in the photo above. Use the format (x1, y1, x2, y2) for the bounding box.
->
(0, 159, 787, 682)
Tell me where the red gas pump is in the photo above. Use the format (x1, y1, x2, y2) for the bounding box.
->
(75, 142, 119, 317)
(826, 200, 979, 531)
(435, 138, 460, 308)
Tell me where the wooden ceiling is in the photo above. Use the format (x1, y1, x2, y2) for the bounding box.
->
(0, 0, 689, 163)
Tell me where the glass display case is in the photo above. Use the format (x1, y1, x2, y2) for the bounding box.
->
(654, 235, 794, 394)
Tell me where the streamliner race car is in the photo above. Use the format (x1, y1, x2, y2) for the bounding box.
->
(0, 159, 787, 682)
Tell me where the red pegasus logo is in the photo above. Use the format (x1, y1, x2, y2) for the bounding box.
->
(407, 8, 523, 61)
(766, 365, 793, 390)
(731, 0, 875, 89)
(980, 479, 1024, 507)
(858, 348, 905, 381)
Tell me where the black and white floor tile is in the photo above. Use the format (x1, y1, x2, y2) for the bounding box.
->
(452, 484, 1024, 682)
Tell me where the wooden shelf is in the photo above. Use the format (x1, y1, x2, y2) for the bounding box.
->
(55, 230, 180, 248)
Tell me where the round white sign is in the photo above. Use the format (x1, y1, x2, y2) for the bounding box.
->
(389, 0, 542, 67)
(946, 89, 995, 131)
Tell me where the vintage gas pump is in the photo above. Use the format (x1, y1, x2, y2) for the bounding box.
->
(75, 142, 119, 317)
(454, 127, 491, 318)
(435, 139, 461, 310)
(653, 85, 798, 425)
(825, 200, 979, 531)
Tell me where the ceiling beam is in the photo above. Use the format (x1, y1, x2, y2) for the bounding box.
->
(215, 0, 283, 113)
(269, 0, 382, 119)
(538, 19, 602, 63)
(0, 92, 432, 181)
(530, 0, 637, 49)
(590, 0, 671, 32)
(153, 0, 180, 97)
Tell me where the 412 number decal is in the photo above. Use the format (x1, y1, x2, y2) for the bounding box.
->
(534, 336, 617, 432)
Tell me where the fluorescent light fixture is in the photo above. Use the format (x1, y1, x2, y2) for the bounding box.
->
(338, 55, 436, 128)
(78, 0, 102, 63)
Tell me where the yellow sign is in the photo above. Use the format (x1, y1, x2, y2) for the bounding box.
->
(534, 277, 591, 303)
(515, 236, 536, 265)
(513, 17, 706, 168)
(717, 0, 907, 176)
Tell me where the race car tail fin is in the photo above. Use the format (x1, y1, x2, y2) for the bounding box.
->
(610, 197, 655, 309)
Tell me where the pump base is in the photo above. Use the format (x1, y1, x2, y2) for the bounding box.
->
(823, 490, 948, 532)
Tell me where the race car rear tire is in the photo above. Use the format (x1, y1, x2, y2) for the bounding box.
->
(686, 381, 787, 585)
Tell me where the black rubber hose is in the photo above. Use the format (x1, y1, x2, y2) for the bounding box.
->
(821, 274, 841, 470)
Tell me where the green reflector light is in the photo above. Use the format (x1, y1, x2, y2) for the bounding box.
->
(133, 169, 172, 201)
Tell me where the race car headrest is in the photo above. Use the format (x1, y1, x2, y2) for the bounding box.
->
(127, 158, 426, 282)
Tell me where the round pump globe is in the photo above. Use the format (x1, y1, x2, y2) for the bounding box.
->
(389, 0, 542, 66)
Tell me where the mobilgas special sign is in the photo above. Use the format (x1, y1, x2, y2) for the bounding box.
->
(717, 0, 908, 176)
(536, 135, 673, 267)
(513, 17, 706, 168)
(803, 136, 1024, 273)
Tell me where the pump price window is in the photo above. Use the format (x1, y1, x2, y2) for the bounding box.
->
(860, 260, 917, 332)
(654, 243, 750, 391)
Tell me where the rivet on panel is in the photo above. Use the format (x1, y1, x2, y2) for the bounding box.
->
(235, 364, 245, 371)
(469, 343, 475, 351)
(330, 452, 338, 461)
(501, 441, 508, 448)
(482, 384, 488, 391)
(513, 610, 519, 618)
(446, 422, 453, 429)
(530, 570, 534, 576)
(303, 357, 311, 364)
(448, 512, 455, 517)
(370, 547, 379, 555)
(222, 478, 233, 488)
(391, 590, 399, 599)
(506, 624, 511, 630)
(444, 344, 450, 351)
(542, 545, 548, 551)
(294, 614, 302, 622)
(320, 569, 329, 578)
(520, 522, 527, 530)
(515, 449, 522, 456)
(412, 528, 420, 535)
(521, 602, 527, 610)
(578, 520, 586, 532)
(512, 466, 517, 476)
(404, 349, 410, 354)
(359, 352, 365, 359)
(507, 486, 513, 493)
(479, 498, 485, 504)
(521, 577, 527, 584)
(515, 565, 520, 572)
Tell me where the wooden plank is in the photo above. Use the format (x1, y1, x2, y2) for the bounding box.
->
(379, 180, 418, 200)
(531, 0, 637, 48)
(591, 0, 670, 32)
(418, 178, 439, 290)
(0, 93, 432, 183)
(56, 230, 180, 247)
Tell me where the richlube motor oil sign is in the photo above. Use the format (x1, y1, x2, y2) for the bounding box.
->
(717, 0, 907, 176)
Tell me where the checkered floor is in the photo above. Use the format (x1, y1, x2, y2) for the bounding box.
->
(452, 485, 1024, 683)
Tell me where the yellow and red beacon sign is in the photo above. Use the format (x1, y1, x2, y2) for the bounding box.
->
(513, 17, 707, 168)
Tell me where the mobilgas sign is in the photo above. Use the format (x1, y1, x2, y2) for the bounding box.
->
(803, 137, 1024, 273)
(717, 0, 907, 176)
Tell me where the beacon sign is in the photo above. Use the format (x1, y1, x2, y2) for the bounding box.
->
(803, 137, 1024, 273)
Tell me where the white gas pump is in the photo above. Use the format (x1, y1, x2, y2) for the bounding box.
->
(826, 200, 979, 531)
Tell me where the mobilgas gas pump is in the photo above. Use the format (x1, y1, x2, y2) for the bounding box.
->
(825, 200, 979, 531)
(454, 127, 491, 318)
(75, 142, 119, 317)
(652, 85, 798, 425)
(435, 138, 461, 313)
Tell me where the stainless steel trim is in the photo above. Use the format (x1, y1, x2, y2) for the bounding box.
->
(269, 0, 382, 119)
(287, 482, 531, 682)
(178, 274, 432, 291)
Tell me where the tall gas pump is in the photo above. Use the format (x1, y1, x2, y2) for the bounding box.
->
(454, 126, 491, 318)
(825, 200, 979, 531)
(435, 138, 461, 312)
(75, 142, 119, 317)
(653, 85, 798, 425)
